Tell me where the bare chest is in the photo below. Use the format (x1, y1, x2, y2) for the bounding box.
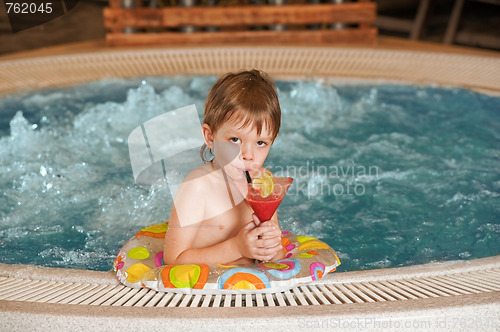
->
(194, 197, 252, 248)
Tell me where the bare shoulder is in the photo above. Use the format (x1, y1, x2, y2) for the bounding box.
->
(171, 163, 214, 227)
(185, 162, 212, 180)
(181, 163, 213, 188)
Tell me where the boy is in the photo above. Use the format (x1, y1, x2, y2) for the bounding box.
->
(164, 70, 285, 265)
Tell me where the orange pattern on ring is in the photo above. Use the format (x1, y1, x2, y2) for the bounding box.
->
(161, 264, 209, 289)
(281, 237, 291, 252)
(113, 255, 122, 269)
(223, 273, 267, 290)
(135, 222, 169, 239)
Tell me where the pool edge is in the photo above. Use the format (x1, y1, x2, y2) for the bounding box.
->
(1, 255, 499, 285)
(1, 45, 499, 97)
(0, 257, 499, 331)
(1, 43, 499, 330)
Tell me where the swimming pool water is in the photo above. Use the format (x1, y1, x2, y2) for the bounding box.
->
(0, 76, 499, 271)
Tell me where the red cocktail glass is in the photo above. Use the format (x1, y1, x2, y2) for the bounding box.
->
(246, 177, 293, 222)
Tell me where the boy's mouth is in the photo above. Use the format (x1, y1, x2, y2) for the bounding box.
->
(236, 167, 253, 179)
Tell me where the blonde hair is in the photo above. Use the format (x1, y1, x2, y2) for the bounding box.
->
(201, 69, 281, 162)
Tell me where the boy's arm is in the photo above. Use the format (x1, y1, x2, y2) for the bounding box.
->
(163, 176, 223, 264)
(165, 209, 282, 264)
(163, 209, 243, 265)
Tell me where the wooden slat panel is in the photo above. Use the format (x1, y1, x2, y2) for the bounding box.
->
(316, 285, 343, 304)
(0, 279, 33, 299)
(49, 284, 101, 304)
(255, 293, 265, 307)
(101, 287, 135, 306)
(386, 280, 430, 299)
(265, 292, 276, 306)
(343, 283, 376, 303)
(179, 293, 193, 307)
(167, 293, 184, 307)
(143, 292, 165, 307)
(356, 0, 374, 29)
(103, 3, 376, 29)
(110, 288, 142, 306)
(377, 280, 419, 300)
(223, 294, 232, 307)
(68, 284, 114, 305)
(352, 282, 388, 302)
(8, 281, 58, 302)
(27, 282, 77, 303)
(130, 289, 158, 307)
(245, 293, 254, 307)
(84, 285, 125, 305)
(234, 294, 242, 307)
(156, 292, 174, 307)
(106, 28, 377, 46)
(108, 0, 123, 33)
(283, 290, 298, 306)
(109, 0, 121, 8)
(200, 294, 212, 307)
(297, 286, 321, 305)
(212, 294, 222, 307)
(274, 292, 287, 306)
(189, 294, 203, 307)
(361, 282, 398, 301)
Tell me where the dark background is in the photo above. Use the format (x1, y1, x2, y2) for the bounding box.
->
(0, 0, 499, 55)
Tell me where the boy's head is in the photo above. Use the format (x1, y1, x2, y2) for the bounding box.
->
(203, 69, 281, 141)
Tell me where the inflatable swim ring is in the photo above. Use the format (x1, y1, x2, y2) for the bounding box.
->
(114, 222, 340, 294)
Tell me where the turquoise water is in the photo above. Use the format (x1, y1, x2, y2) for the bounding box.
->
(0, 77, 499, 272)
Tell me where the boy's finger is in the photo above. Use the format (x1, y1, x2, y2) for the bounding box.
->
(252, 213, 261, 227)
(258, 233, 281, 241)
(257, 228, 281, 238)
(244, 221, 256, 230)
(255, 247, 279, 257)
(250, 225, 275, 237)
(256, 237, 282, 249)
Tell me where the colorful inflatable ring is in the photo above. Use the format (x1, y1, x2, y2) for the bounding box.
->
(114, 222, 340, 294)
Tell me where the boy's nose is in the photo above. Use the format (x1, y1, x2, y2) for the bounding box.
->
(240, 144, 254, 161)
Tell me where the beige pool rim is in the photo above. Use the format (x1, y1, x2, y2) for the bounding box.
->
(1, 45, 499, 96)
(1, 257, 499, 331)
(1, 45, 499, 330)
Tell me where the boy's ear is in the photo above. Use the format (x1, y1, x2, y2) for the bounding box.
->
(201, 124, 214, 148)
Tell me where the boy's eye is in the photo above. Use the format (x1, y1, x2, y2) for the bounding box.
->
(257, 141, 267, 147)
(230, 137, 240, 143)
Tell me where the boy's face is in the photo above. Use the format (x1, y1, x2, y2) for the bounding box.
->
(211, 118, 274, 182)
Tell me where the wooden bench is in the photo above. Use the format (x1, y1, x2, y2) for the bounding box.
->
(103, 0, 377, 46)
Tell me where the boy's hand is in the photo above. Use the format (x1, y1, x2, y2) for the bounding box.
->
(236, 221, 283, 261)
(251, 213, 279, 229)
